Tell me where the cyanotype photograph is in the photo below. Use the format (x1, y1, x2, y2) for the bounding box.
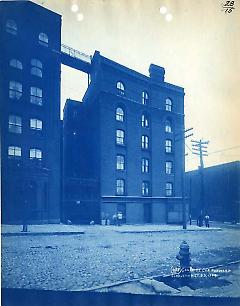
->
(1, 0, 240, 305)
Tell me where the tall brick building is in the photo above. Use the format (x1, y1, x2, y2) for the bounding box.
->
(0, 1, 62, 223)
(63, 51, 185, 224)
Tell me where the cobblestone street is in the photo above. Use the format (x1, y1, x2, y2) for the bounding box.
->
(2, 224, 240, 291)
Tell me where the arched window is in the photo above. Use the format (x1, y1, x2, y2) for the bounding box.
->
(6, 19, 17, 35)
(9, 59, 23, 70)
(116, 107, 124, 121)
(116, 81, 125, 96)
(142, 91, 149, 105)
(165, 119, 172, 133)
(31, 59, 42, 77)
(141, 113, 149, 128)
(166, 98, 172, 111)
(30, 148, 42, 160)
(39, 32, 48, 47)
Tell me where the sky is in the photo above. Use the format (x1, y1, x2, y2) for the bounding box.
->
(32, 0, 240, 171)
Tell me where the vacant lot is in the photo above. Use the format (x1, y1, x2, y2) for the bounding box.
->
(2, 225, 240, 290)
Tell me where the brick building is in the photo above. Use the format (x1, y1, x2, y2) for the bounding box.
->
(185, 161, 240, 222)
(0, 1, 62, 223)
(63, 51, 185, 224)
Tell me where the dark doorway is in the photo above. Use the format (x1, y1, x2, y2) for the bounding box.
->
(144, 203, 152, 223)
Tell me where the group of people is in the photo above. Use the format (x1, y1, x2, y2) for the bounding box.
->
(197, 214, 210, 227)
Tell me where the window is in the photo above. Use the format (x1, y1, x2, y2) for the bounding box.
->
(141, 113, 149, 128)
(8, 146, 21, 158)
(9, 59, 23, 70)
(30, 148, 42, 160)
(9, 81, 22, 100)
(141, 135, 149, 150)
(116, 107, 124, 122)
(142, 158, 149, 173)
(116, 129, 125, 145)
(165, 120, 172, 133)
(8, 115, 22, 134)
(166, 161, 173, 174)
(6, 19, 17, 35)
(116, 155, 125, 170)
(165, 139, 172, 153)
(73, 110, 78, 120)
(142, 181, 150, 196)
(30, 118, 42, 131)
(31, 59, 42, 77)
(166, 98, 172, 111)
(39, 32, 48, 47)
(116, 179, 125, 195)
(142, 91, 149, 105)
(166, 182, 173, 196)
(30, 87, 42, 105)
(116, 81, 125, 96)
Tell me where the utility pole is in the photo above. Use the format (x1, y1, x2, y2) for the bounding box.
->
(176, 128, 193, 230)
(191, 139, 209, 216)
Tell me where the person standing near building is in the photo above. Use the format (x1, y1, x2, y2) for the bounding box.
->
(22, 200, 29, 232)
(112, 214, 117, 225)
(117, 211, 123, 226)
(204, 214, 210, 228)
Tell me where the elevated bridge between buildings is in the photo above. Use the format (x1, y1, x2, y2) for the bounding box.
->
(61, 44, 92, 74)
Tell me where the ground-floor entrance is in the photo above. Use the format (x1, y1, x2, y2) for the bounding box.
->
(101, 197, 184, 224)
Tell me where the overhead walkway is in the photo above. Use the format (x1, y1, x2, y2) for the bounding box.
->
(61, 44, 92, 73)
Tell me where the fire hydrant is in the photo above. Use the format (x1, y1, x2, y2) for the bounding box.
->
(176, 241, 191, 281)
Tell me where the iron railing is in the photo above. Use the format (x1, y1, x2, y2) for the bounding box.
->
(61, 44, 92, 63)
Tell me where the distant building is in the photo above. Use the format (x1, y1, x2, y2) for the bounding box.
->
(185, 161, 240, 222)
(63, 51, 185, 224)
(0, 1, 62, 223)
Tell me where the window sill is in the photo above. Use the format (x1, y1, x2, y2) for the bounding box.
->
(116, 143, 126, 147)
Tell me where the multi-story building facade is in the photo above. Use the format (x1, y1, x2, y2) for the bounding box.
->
(0, 1, 62, 223)
(63, 51, 185, 224)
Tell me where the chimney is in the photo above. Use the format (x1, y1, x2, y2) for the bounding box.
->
(149, 64, 165, 82)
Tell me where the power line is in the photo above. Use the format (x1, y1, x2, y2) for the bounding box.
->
(208, 145, 240, 155)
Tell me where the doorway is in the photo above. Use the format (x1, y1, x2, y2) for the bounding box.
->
(144, 203, 152, 223)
